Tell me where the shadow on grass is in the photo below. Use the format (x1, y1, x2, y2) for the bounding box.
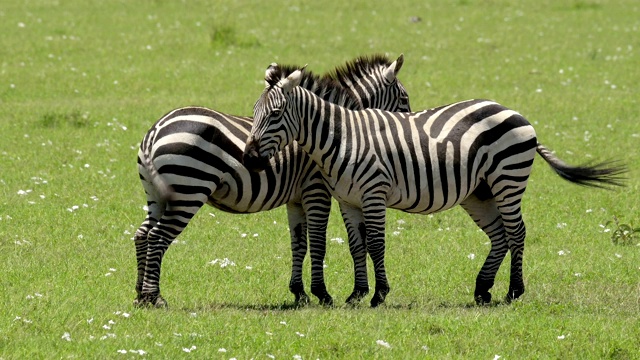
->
(180, 301, 314, 313)
(176, 299, 516, 313)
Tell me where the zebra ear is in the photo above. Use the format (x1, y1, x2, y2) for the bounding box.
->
(264, 63, 279, 87)
(280, 66, 305, 92)
(394, 54, 404, 74)
(383, 54, 404, 83)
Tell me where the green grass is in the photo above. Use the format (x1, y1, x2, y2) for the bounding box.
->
(1, 0, 639, 358)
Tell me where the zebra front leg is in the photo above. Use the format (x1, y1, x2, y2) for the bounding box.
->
(339, 202, 369, 304)
(306, 200, 333, 306)
(363, 200, 390, 308)
(286, 203, 311, 306)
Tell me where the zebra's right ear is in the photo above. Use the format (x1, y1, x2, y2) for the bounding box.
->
(383, 54, 404, 83)
(280, 66, 305, 93)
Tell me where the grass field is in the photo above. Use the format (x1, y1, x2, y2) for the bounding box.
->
(1, 0, 639, 358)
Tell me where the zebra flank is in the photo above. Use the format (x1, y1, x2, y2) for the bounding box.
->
(246, 68, 628, 307)
(133, 54, 411, 308)
(535, 143, 627, 188)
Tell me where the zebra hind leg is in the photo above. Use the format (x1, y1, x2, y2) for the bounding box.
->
(138, 200, 203, 308)
(494, 186, 528, 303)
(133, 191, 165, 306)
(460, 191, 509, 305)
(502, 203, 526, 303)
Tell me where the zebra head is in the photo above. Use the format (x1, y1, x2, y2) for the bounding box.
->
(243, 65, 304, 172)
(327, 54, 411, 113)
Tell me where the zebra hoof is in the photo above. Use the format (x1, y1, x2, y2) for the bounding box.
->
(135, 294, 168, 308)
(293, 292, 310, 307)
(318, 295, 334, 307)
(474, 292, 492, 305)
(345, 286, 369, 305)
(370, 294, 386, 308)
(505, 286, 525, 303)
(311, 285, 333, 307)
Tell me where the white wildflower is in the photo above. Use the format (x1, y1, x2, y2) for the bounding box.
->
(376, 339, 391, 348)
(208, 258, 236, 267)
(62, 332, 72, 341)
(330, 237, 344, 244)
(182, 345, 196, 353)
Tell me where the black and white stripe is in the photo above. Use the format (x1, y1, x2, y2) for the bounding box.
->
(244, 68, 626, 307)
(134, 55, 410, 307)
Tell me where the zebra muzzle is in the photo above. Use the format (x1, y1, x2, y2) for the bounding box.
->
(243, 137, 270, 172)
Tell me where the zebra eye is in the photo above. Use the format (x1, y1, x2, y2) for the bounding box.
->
(271, 109, 282, 117)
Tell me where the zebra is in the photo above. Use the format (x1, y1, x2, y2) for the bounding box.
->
(134, 54, 410, 308)
(243, 67, 627, 307)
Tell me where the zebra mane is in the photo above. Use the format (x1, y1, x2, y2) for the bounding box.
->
(264, 63, 362, 110)
(324, 54, 393, 86)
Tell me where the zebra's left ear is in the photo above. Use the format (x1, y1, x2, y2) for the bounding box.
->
(265, 63, 279, 88)
(280, 65, 306, 93)
(383, 54, 404, 83)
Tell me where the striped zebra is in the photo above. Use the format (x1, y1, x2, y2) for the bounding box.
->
(134, 54, 410, 307)
(243, 67, 626, 307)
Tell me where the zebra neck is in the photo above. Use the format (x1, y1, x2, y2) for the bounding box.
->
(295, 87, 348, 177)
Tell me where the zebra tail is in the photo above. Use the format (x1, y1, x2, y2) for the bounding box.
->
(535, 143, 628, 189)
(142, 150, 175, 203)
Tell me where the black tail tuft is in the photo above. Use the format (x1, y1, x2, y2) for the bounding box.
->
(536, 143, 627, 189)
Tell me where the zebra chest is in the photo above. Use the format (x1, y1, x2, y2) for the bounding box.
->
(321, 167, 393, 207)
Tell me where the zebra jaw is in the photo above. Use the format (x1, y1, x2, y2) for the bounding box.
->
(243, 136, 271, 172)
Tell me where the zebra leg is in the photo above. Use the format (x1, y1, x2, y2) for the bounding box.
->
(362, 199, 390, 308)
(492, 178, 529, 303)
(286, 203, 311, 306)
(460, 192, 508, 305)
(133, 179, 166, 306)
(304, 196, 334, 306)
(139, 199, 204, 308)
(339, 202, 369, 304)
(501, 202, 527, 303)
